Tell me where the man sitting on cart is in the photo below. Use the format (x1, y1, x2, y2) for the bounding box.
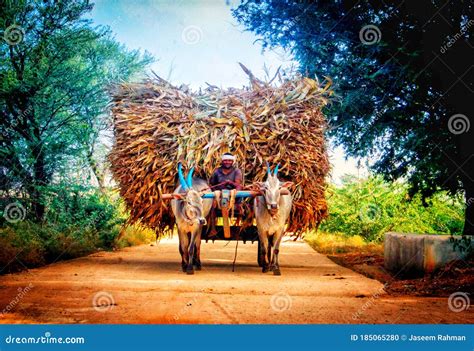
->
(209, 152, 243, 191)
(208, 153, 244, 236)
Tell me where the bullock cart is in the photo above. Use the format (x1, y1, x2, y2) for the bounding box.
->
(161, 178, 291, 267)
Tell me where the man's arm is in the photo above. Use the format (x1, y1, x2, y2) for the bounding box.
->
(209, 170, 218, 186)
(234, 169, 243, 190)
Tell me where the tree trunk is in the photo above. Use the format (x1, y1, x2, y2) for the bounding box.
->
(464, 186, 474, 236)
(87, 151, 105, 192)
(31, 125, 47, 222)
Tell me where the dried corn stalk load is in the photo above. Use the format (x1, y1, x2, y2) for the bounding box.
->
(109, 67, 332, 235)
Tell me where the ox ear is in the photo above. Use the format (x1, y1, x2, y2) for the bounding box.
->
(280, 181, 294, 189)
(171, 193, 184, 200)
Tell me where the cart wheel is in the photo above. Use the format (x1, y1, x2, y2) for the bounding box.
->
(257, 240, 263, 267)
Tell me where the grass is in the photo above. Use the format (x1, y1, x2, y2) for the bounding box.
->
(115, 224, 157, 248)
(304, 230, 383, 255)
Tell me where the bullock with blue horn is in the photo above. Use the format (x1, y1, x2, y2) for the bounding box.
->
(170, 162, 213, 274)
(254, 162, 293, 275)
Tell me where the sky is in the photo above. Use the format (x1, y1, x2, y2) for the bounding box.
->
(90, 0, 365, 182)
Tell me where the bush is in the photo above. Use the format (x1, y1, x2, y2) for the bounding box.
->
(0, 185, 128, 272)
(44, 185, 126, 247)
(115, 223, 157, 248)
(320, 175, 465, 242)
(0, 223, 46, 271)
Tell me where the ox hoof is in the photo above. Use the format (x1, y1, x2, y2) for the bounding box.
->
(262, 266, 269, 273)
(194, 265, 202, 271)
(273, 268, 281, 276)
(186, 266, 194, 275)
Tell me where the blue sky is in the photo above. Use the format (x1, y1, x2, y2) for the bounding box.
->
(90, 0, 363, 181)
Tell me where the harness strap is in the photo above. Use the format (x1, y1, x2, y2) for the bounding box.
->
(229, 189, 237, 219)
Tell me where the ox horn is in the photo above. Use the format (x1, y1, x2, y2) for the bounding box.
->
(266, 161, 271, 177)
(186, 166, 194, 188)
(177, 162, 189, 191)
(273, 164, 280, 176)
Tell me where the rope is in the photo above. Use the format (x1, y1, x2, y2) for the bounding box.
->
(232, 234, 239, 272)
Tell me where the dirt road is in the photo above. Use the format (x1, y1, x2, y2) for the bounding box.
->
(0, 238, 471, 324)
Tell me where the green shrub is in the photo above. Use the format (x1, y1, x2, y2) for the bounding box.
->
(1, 185, 129, 272)
(0, 222, 46, 271)
(44, 185, 126, 247)
(320, 175, 465, 241)
(115, 223, 157, 248)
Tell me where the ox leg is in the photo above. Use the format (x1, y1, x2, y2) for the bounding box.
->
(186, 232, 197, 275)
(178, 229, 190, 273)
(259, 233, 270, 273)
(271, 230, 284, 276)
(267, 235, 273, 270)
(193, 229, 202, 270)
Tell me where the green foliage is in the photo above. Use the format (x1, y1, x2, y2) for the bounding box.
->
(320, 175, 465, 241)
(0, 0, 153, 220)
(0, 185, 130, 272)
(43, 185, 126, 247)
(233, 0, 474, 234)
(115, 223, 157, 249)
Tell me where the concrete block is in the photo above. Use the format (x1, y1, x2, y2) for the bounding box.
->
(384, 232, 425, 277)
(384, 232, 468, 277)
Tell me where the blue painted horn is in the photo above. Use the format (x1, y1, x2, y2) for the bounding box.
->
(273, 164, 280, 176)
(266, 161, 271, 177)
(186, 166, 194, 188)
(177, 162, 189, 191)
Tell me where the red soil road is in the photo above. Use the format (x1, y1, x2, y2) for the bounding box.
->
(0, 238, 472, 324)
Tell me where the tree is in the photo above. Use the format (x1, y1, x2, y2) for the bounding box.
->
(233, 0, 474, 234)
(0, 0, 153, 221)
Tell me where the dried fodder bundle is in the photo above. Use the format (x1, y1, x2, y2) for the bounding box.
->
(109, 68, 332, 236)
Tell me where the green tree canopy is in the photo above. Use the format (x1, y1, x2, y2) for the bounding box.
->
(1, 0, 153, 221)
(233, 0, 474, 234)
